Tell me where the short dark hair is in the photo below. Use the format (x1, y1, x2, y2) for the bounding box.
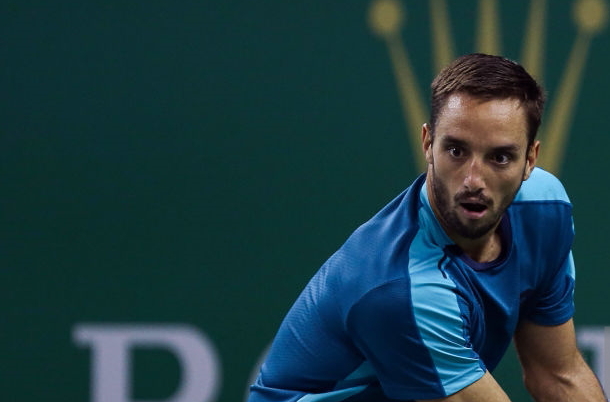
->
(429, 53, 545, 147)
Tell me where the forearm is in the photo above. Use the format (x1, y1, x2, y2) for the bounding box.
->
(515, 319, 607, 401)
(524, 355, 606, 401)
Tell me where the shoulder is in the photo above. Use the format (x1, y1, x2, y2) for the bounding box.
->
(514, 167, 570, 204)
(510, 167, 573, 228)
(333, 176, 425, 277)
(315, 176, 430, 315)
(508, 168, 575, 271)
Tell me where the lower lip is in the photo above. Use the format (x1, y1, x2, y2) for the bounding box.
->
(459, 206, 488, 219)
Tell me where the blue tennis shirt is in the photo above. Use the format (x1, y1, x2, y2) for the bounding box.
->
(249, 167, 575, 401)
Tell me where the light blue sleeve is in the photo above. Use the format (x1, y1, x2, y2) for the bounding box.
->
(347, 247, 485, 399)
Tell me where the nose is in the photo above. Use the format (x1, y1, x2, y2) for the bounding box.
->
(463, 157, 485, 192)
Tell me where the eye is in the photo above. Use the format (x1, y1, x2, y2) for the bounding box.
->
(447, 146, 463, 158)
(491, 153, 512, 165)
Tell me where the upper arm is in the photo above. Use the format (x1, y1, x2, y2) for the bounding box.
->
(522, 251, 575, 326)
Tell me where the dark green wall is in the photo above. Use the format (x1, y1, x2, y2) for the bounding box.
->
(3, 1, 609, 401)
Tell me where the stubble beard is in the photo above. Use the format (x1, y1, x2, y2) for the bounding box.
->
(430, 166, 521, 240)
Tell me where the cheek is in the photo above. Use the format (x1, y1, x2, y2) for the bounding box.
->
(433, 159, 466, 188)
(493, 173, 524, 202)
(431, 151, 454, 176)
(432, 166, 459, 202)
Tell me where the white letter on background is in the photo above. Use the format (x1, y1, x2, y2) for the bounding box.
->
(577, 326, 610, 392)
(73, 324, 221, 402)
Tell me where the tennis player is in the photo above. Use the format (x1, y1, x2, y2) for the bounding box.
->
(247, 53, 607, 401)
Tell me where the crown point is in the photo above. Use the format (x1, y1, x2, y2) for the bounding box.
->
(369, 0, 405, 37)
(573, 0, 608, 34)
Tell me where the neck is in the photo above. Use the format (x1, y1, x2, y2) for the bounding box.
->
(454, 230, 502, 263)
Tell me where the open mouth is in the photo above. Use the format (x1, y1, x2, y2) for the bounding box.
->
(461, 203, 487, 213)
(460, 202, 489, 218)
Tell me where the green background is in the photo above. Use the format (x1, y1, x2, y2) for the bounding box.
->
(3, 1, 609, 401)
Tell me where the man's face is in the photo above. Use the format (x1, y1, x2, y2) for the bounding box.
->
(423, 93, 539, 241)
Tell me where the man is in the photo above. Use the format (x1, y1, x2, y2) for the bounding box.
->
(248, 53, 606, 401)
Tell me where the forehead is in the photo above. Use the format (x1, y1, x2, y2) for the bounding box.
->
(435, 93, 529, 146)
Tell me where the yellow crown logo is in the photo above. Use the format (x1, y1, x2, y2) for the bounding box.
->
(368, 0, 608, 175)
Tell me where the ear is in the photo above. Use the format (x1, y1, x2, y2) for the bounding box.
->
(422, 123, 433, 164)
(523, 140, 540, 181)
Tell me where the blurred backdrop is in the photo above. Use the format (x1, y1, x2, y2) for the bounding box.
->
(3, 0, 610, 401)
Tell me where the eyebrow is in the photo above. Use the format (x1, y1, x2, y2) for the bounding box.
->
(440, 135, 468, 147)
(493, 144, 522, 154)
